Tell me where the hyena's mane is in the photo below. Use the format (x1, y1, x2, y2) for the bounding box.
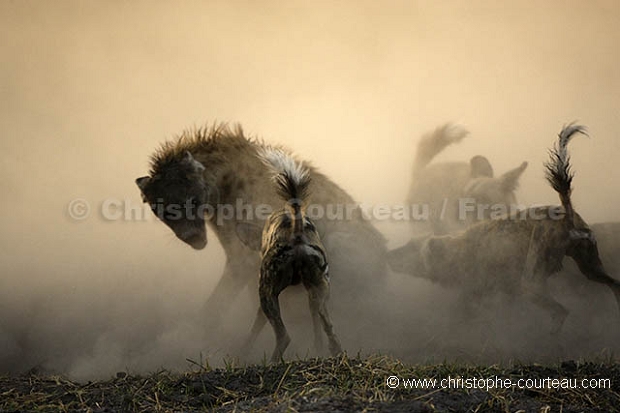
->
(148, 122, 259, 176)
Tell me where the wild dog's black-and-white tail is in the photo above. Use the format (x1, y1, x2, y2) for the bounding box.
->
(544, 123, 588, 224)
(414, 123, 469, 174)
(260, 147, 311, 235)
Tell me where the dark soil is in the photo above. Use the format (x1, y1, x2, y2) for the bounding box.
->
(1, 355, 618, 412)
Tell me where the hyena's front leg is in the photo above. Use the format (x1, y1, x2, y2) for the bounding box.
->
(202, 257, 258, 326)
(242, 306, 267, 354)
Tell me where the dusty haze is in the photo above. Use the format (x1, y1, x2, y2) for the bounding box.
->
(1, 0, 620, 380)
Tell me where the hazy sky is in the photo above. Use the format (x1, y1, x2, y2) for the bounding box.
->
(1, 0, 619, 378)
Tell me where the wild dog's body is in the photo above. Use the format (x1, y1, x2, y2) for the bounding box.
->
(390, 125, 620, 332)
(136, 125, 387, 325)
(407, 123, 527, 234)
(393, 209, 584, 292)
(238, 149, 342, 361)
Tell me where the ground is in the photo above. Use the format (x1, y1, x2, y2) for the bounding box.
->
(1, 355, 618, 412)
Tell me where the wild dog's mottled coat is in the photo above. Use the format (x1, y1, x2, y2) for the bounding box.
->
(238, 148, 342, 362)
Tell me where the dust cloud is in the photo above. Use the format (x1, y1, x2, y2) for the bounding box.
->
(1, 1, 619, 380)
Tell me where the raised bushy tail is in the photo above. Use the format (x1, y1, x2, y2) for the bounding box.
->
(414, 123, 469, 174)
(259, 147, 311, 235)
(544, 123, 588, 224)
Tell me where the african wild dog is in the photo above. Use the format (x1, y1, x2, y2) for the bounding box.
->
(236, 148, 342, 362)
(135, 124, 387, 329)
(389, 124, 620, 333)
(407, 123, 528, 235)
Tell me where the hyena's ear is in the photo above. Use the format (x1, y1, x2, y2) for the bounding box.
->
(181, 151, 205, 174)
(235, 222, 263, 251)
(470, 155, 494, 178)
(135, 176, 151, 202)
(500, 161, 528, 192)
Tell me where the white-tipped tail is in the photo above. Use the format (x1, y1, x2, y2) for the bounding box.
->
(259, 147, 309, 186)
(258, 146, 311, 203)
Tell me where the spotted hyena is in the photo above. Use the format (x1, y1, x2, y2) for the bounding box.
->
(135, 124, 387, 331)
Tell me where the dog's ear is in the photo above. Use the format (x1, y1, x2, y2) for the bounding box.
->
(470, 155, 494, 178)
(236, 222, 263, 251)
(500, 161, 528, 192)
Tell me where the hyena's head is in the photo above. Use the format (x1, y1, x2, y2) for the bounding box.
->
(462, 161, 528, 221)
(136, 151, 209, 250)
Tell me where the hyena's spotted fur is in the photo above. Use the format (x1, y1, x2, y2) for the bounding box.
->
(407, 123, 528, 235)
(136, 124, 387, 329)
(390, 124, 620, 333)
(236, 148, 342, 362)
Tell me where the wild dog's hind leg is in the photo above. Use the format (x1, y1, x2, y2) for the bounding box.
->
(260, 288, 290, 362)
(307, 285, 325, 354)
(578, 266, 620, 314)
(309, 280, 342, 356)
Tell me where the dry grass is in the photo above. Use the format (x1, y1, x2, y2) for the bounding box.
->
(0, 354, 618, 412)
